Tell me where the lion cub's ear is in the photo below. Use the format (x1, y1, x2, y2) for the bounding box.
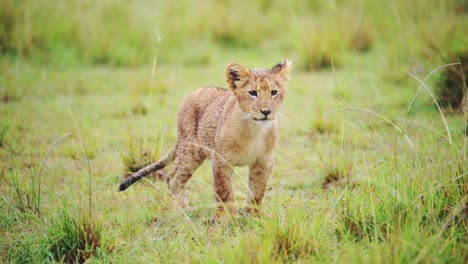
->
(271, 59, 292, 86)
(226, 63, 251, 91)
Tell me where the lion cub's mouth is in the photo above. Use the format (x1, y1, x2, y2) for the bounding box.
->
(252, 117, 273, 123)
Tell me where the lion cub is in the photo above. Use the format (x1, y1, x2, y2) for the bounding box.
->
(119, 59, 291, 221)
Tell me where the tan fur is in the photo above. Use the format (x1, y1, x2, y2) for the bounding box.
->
(119, 59, 291, 221)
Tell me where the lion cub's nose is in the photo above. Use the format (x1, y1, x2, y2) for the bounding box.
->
(260, 109, 271, 117)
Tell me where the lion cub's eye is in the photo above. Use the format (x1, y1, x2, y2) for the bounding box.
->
(271, 90, 278, 96)
(248, 90, 258, 97)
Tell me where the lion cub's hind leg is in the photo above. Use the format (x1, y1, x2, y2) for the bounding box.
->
(168, 145, 205, 209)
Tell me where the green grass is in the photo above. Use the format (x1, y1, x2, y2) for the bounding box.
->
(1, 0, 467, 263)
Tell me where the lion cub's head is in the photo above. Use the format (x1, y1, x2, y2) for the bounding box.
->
(225, 59, 292, 124)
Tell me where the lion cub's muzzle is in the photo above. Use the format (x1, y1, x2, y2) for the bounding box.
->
(252, 109, 275, 123)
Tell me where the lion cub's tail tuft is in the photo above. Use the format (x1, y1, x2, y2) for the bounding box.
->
(118, 146, 176, 191)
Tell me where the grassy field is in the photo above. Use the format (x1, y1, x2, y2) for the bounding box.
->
(1, 0, 467, 263)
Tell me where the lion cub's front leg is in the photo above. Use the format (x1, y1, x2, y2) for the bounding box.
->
(211, 157, 236, 221)
(245, 156, 273, 216)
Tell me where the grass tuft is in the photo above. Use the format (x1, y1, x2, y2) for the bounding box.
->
(436, 51, 467, 110)
(47, 210, 111, 263)
(299, 33, 343, 71)
(336, 201, 406, 242)
(311, 118, 337, 135)
(351, 23, 374, 52)
(309, 111, 340, 136)
(131, 101, 148, 116)
(0, 125, 8, 148)
(0, 88, 21, 103)
(121, 133, 163, 175)
(8, 168, 41, 215)
(271, 223, 317, 261)
(318, 152, 354, 189)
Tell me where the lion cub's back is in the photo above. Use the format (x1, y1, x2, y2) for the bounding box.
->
(177, 87, 231, 145)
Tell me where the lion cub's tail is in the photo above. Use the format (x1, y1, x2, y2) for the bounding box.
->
(118, 146, 176, 191)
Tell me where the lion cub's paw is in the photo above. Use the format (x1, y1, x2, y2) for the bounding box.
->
(208, 208, 238, 223)
(172, 194, 189, 210)
(241, 207, 261, 218)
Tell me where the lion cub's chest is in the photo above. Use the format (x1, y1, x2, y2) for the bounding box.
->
(233, 124, 271, 166)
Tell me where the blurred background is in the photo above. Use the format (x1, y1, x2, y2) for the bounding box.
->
(0, 0, 466, 72)
(2, 0, 466, 110)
